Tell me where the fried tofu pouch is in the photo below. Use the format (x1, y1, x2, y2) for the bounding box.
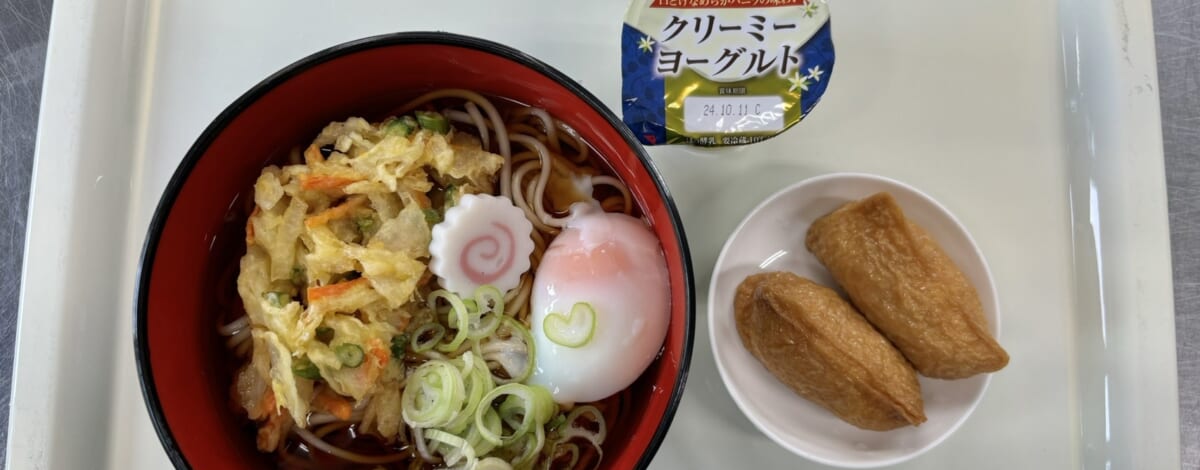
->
(734, 272, 926, 431)
(805, 192, 1009, 379)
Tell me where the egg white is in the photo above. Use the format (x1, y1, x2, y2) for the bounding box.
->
(527, 209, 670, 404)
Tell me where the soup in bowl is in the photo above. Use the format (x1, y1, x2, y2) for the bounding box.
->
(135, 32, 694, 470)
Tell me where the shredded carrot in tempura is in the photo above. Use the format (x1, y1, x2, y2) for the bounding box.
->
(307, 278, 371, 301)
(301, 174, 360, 193)
(305, 195, 367, 227)
(408, 190, 432, 208)
(245, 206, 261, 246)
(312, 387, 353, 420)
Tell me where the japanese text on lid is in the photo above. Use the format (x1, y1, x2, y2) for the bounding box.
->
(621, 0, 835, 146)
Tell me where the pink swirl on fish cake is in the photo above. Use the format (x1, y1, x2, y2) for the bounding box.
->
(460, 222, 517, 285)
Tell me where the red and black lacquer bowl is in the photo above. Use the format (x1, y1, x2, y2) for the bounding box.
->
(135, 32, 694, 469)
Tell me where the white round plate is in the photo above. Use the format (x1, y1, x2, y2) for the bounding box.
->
(707, 173, 1001, 468)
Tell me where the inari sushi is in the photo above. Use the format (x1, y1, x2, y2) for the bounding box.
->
(805, 192, 1009, 379)
(735, 271, 926, 431)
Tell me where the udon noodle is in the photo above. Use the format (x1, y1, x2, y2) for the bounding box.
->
(217, 90, 639, 469)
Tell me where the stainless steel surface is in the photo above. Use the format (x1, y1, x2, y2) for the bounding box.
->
(0, 0, 1195, 467)
(0, 0, 50, 466)
(1154, 1, 1200, 467)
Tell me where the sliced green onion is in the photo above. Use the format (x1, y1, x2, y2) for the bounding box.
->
(411, 323, 446, 353)
(263, 291, 288, 308)
(498, 394, 528, 430)
(444, 184, 459, 207)
(507, 425, 546, 468)
(544, 441, 581, 470)
(467, 286, 504, 340)
(390, 333, 409, 358)
(530, 386, 557, 423)
(558, 405, 607, 447)
(468, 408, 503, 458)
(474, 286, 505, 312)
(402, 359, 466, 428)
(428, 290, 471, 352)
(315, 326, 334, 344)
(469, 316, 501, 342)
(387, 285, 577, 467)
(356, 216, 376, 236)
(547, 413, 567, 432)
(382, 116, 415, 136)
(292, 357, 321, 380)
(442, 352, 494, 433)
(424, 429, 475, 467)
(423, 208, 441, 225)
(334, 343, 364, 367)
(415, 110, 450, 134)
(400, 115, 418, 134)
(507, 318, 536, 383)
(543, 302, 597, 348)
(476, 456, 513, 470)
(481, 317, 535, 384)
(474, 383, 556, 447)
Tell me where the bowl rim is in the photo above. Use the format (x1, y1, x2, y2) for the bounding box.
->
(134, 31, 695, 470)
(706, 171, 999, 468)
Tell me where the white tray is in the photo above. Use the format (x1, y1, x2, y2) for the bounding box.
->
(6, 0, 1180, 468)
